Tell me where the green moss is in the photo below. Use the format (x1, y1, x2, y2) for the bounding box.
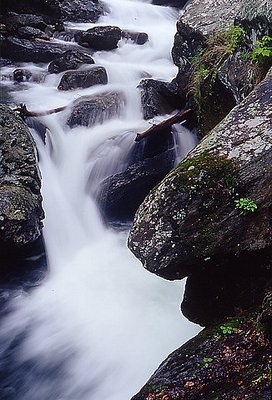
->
(189, 26, 246, 123)
(174, 151, 238, 195)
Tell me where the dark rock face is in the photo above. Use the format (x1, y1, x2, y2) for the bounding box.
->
(60, 0, 106, 23)
(48, 50, 95, 74)
(128, 69, 272, 322)
(152, 0, 188, 7)
(58, 67, 108, 90)
(98, 149, 175, 223)
(132, 300, 272, 400)
(0, 105, 44, 256)
(75, 26, 122, 50)
(138, 78, 181, 119)
(16, 26, 50, 40)
(1, 36, 74, 63)
(121, 30, 149, 45)
(1, 0, 105, 24)
(5, 12, 47, 33)
(67, 92, 125, 128)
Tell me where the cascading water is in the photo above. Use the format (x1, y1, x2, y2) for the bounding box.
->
(0, 1, 200, 399)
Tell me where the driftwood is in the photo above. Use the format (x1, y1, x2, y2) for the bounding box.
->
(14, 103, 66, 119)
(135, 108, 192, 142)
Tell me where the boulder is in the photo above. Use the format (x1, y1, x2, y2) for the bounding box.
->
(132, 296, 271, 400)
(0, 36, 74, 62)
(0, 105, 44, 256)
(48, 49, 94, 74)
(98, 149, 175, 223)
(58, 66, 108, 91)
(128, 68, 272, 323)
(5, 12, 47, 33)
(138, 78, 181, 119)
(67, 92, 125, 128)
(17, 26, 50, 40)
(59, 0, 106, 23)
(171, 0, 272, 135)
(75, 26, 122, 51)
(121, 30, 148, 45)
(1, 0, 105, 24)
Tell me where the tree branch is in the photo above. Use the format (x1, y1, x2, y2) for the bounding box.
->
(135, 108, 193, 142)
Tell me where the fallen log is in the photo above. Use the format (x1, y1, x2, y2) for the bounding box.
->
(135, 108, 193, 142)
(14, 103, 66, 119)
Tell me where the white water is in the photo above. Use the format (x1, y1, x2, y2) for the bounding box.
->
(0, 1, 200, 399)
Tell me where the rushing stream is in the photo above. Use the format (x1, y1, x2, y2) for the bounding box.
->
(0, 1, 200, 399)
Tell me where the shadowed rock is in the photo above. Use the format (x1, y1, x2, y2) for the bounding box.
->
(48, 49, 95, 74)
(0, 105, 44, 256)
(67, 92, 125, 128)
(58, 67, 108, 91)
(75, 26, 122, 50)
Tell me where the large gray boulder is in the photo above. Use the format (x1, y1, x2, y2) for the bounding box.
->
(0, 105, 44, 255)
(128, 68, 272, 324)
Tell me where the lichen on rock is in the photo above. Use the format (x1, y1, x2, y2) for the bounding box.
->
(0, 105, 44, 256)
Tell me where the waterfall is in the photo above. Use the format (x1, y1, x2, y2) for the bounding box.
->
(0, 1, 200, 399)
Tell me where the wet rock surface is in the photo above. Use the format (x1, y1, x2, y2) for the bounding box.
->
(139, 78, 181, 119)
(67, 92, 125, 128)
(132, 297, 272, 400)
(129, 68, 272, 321)
(0, 105, 44, 256)
(121, 30, 149, 45)
(48, 50, 94, 74)
(98, 148, 175, 223)
(1, 36, 74, 63)
(48, 49, 95, 73)
(75, 26, 122, 51)
(58, 66, 108, 91)
(0, 0, 105, 24)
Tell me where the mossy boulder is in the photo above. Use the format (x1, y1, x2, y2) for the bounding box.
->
(0, 105, 44, 257)
(128, 68, 272, 324)
(131, 291, 272, 400)
(171, 0, 272, 135)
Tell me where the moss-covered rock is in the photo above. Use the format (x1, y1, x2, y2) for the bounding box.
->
(171, 0, 272, 135)
(131, 291, 272, 400)
(128, 68, 272, 324)
(0, 105, 44, 257)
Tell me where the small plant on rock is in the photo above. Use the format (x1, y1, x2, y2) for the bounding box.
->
(252, 35, 272, 66)
(234, 197, 257, 215)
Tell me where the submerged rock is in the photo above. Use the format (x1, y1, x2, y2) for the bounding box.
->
(58, 67, 108, 91)
(75, 26, 122, 51)
(48, 49, 95, 74)
(128, 68, 272, 323)
(121, 30, 149, 45)
(67, 92, 125, 128)
(0, 105, 44, 255)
